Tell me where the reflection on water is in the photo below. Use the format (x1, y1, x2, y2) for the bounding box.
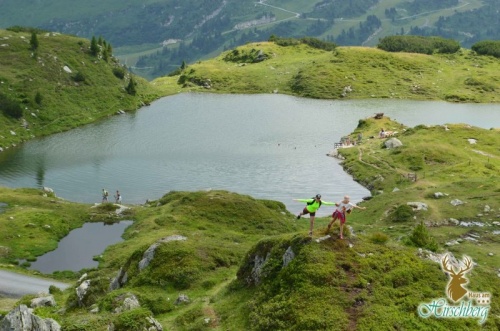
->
(0, 94, 499, 215)
(28, 220, 133, 274)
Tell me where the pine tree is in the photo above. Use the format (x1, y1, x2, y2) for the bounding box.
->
(30, 32, 39, 51)
(90, 36, 99, 56)
(126, 77, 137, 95)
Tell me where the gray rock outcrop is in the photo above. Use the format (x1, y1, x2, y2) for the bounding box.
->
(30, 296, 56, 308)
(138, 235, 187, 271)
(0, 305, 60, 331)
(384, 138, 402, 149)
(282, 246, 295, 267)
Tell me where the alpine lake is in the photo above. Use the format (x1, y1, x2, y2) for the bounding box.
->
(1, 93, 499, 273)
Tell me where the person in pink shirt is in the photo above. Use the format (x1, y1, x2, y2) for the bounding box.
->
(326, 195, 366, 239)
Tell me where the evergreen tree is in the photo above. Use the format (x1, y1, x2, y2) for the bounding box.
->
(35, 91, 43, 106)
(30, 32, 39, 51)
(90, 36, 99, 56)
(126, 77, 137, 95)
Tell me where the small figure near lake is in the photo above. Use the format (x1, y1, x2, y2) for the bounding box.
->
(294, 194, 335, 237)
(114, 190, 122, 204)
(326, 195, 366, 239)
(379, 128, 385, 138)
(102, 188, 109, 203)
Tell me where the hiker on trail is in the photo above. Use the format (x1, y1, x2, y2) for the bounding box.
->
(114, 190, 122, 204)
(102, 188, 109, 203)
(326, 195, 366, 239)
(294, 194, 335, 237)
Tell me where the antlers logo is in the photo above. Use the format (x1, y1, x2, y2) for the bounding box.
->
(441, 254, 473, 302)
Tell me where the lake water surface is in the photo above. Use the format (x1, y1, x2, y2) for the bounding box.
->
(28, 220, 133, 274)
(0, 93, 499, 216)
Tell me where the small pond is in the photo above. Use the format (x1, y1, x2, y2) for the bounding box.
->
(28, 220, 133, 274)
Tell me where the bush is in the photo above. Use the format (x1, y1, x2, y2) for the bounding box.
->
(113, 308, 153, 331)
(369, 232, 389, 244)
(471, 40, 500, 58)
(390, 204, 413, 222)
(49, 285, 63, 295)
(407, 221, 438, 251)
(35, 91, 43, 106)
(378, 35, 459, 54)
(73, 72, 85, 82)
(112, 67, 125, 79)
(0, 93, 23, 118)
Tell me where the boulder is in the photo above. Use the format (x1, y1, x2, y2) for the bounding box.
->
(0, 304, 61, 331)
(30, 295, 56, 308)
(138, 235, 187, 271)
(384, 138, 402, 149)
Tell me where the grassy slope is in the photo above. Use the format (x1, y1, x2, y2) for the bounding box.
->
(153, 41, 500, 103)
(0, 29, 160, 149)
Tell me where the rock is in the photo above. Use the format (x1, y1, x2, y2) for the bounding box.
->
(484, 205, 491, 213)
(445, 240, 460, 246)
(433, 192, 448, 198)
(76, 280, 91, 306)
(488, 253, 494, 256)
(249, 252, 270, 285)
(109, 268, 128, 291)
(451, 199, 464, 206)
(449, 218, 460, 225)
(407, 202, 428, 211)
(114, 293, 140, 313)
(42, 187, 54, 194)
(384, 138, 402, 149)
(138, 235, 187, 271)
(314, 235, 331, 243)
(282, 246, 295, 267)
(174, 294, 190, 305)
(0, 304, 61, 331)
(31, 295, 56, 308)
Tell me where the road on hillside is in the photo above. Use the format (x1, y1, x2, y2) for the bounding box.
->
(0, 270, 71, 298)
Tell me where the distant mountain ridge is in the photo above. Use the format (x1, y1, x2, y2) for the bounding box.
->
(0, 0, 497, 79)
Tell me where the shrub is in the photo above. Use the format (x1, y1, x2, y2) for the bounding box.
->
(73, 72, 85, 82)
(112, 67, 125, 79)
(0, 92, 23, 118)
(390, 204, 413, 222)
(378, 35, 459, 54)
(35, 91, 43, 106)
(407, 221, 438, 251)
(369, 232, 389, 244)
(471, 40, 500, 58)
(49, 285, 63, 295)
(126, 78, 137, 95)
(113, 308, 153, 331)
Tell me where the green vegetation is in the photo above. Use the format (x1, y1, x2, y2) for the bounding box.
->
(0, 28, 160, 149)
(378, 35, 460, 55)
(0, 0, 496, 79)
(471, 40, 500, 58)
(154, 40, 500, 103)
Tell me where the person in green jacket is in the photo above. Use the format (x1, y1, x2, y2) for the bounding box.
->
(294, 194, 335, 237)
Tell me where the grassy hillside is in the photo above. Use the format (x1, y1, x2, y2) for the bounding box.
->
(153, 41, 500, 103)
(1, 187, 497, 330)
(0, 28, 160, 149)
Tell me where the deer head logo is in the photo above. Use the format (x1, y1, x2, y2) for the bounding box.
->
(441, 254, 473, 302)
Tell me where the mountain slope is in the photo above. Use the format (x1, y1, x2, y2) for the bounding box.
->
(0, 28, 159, 149)
(153, 41, 500, 103)
(0, 0, 496, 80)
